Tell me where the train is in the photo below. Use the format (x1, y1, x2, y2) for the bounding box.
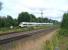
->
(19, 22, 53, 27)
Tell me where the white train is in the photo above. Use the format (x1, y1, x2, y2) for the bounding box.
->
(19, 22, 53, 27)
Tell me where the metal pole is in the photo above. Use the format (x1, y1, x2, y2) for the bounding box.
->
(40, 10, 43, 23)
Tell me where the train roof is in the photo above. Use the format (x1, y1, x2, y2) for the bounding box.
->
(20, 22, 53, 24)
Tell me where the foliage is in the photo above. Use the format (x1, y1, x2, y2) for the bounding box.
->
(0, 26, 49, 35)
(42, 33, 60, 50)
(29, 14, 36, 22)
(42, 32, 68, 50)
(57, 13, 68, 50)
(61, 13, 68, 29)
(18, 12, 37, 24)
(18, 12, 59, 24)
(59, 36, 68, 50)
(58, 32, 68, 50)
(59, 29, 68, 36)
(18, 12, 31, 23)
(60, 13, 68, 36)
(0, 11, 59, 28)
(0, 15, 18, 28)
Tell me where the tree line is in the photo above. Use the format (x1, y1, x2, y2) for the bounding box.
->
(0, 12, 59, 28)
(18, 12, 58, 24)
(0, 15, 18, 28)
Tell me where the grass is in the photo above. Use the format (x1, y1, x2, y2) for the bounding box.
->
(0, 41, 17, 50)
(58, 28, 68, 50)
(59, 36, 68, 50)
(0, 26, 50, 35)
(42, 28, 68, 50)
(59, 29, 68, 36)
(42, 31, 60, 50)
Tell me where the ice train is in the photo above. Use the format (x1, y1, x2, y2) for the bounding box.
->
(19, 22, 53, 27)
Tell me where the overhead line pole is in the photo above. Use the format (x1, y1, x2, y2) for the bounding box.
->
(40, 10, 44, 23)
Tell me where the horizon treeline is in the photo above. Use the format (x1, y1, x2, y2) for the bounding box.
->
(0, 12, 59, 28)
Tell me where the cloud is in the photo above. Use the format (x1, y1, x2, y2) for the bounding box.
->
(0, 0, 68, 21)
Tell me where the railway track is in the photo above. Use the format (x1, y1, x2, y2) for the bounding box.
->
(0, 28, 56, 44)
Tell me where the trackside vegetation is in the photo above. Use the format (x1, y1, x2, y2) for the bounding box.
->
(0, 26, 51, 35)
(0, 12, 59, 28)
(0, 12, 59, 35)
(42, 13, 68, 50)
(59, 13, 68, 50)
(59, 13, 68, 36)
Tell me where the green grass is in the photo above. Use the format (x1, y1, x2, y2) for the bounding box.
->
(59, 36, 68, 50)
(42, 31, 60, 50)
(59, 29, 68, 36)
(42, 29, 68, 50)
(0, 26, 50, 35)
(58, 28, 68, 50)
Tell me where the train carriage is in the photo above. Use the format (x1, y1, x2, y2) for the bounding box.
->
(19, 22, 53, 27)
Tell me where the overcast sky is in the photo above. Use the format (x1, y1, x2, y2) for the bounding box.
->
(0, 0, 68, 21)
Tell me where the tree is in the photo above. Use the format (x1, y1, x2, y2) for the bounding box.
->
(61, 13, 68, 29)
(18, 12, 37, 24)
(0, 15, 18, 28)
(30, 14, 36, 22)
(43, 18, 48, 23)
(36, 17, 49, 23)
(7, 15, 13, 26)
(36, 17, 42, 23)
(18, 12, 31, 24)
(0, 16, 7, 27)
(13, 19, 18, 26)
(60, 13, 68, 36)
(6, 15, 18, 27)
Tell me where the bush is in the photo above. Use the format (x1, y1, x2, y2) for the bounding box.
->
(59, 29, 68, 36)
(60, 13, 68, 36)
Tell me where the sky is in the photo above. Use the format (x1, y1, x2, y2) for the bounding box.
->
(0, 0, 68, 21)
